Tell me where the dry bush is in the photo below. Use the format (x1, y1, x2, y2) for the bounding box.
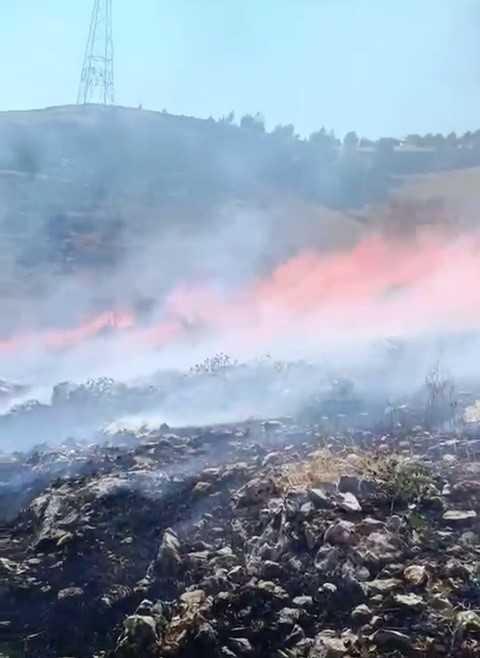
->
(276, 447, 435, 509)
(276, 449, 361, 493)
(424, 360, 458, 429)
(358, 452, 436, 506)
(191, 352, 238, 374)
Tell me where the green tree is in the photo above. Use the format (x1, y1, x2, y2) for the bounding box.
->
(271, 124, 295, 139)
(309, 126, 337, 149)
(343, 131, 359, 150)
(406, 134, 423, 146)
(359, 137, 375, 148)
(446, 132, 457, 146)
(240, 113, 265, 133)
(219, 111, 235, 124)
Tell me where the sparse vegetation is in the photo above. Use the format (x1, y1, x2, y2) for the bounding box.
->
(360, 452, 436, 507)
(424, 360, 458, 429)
(278, 445, 436, 510)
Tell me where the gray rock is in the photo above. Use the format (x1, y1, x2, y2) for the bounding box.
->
(278, 607, 301, 627)
(359, 479, 379, 497)
(371, 629, 412, 649)
(367, 578, 401, 594)
(309, 631, 348, 658)
(442, 510, 477, 524)
(393, 593, 425, 609)
(149, 528, 181, 578)
(308, 488, 333, 509)
(236, 477, 277, 506)
(319, 582, 338, 595)
(292, 595, 314, 609)
(338, 475, 360, 495)
(113, 614, 160, 657)
(336, 492, 362, 513)
(351, 604, 372, 622)
(300, 502, 316, 517)
(195, 622, 218, 647)
(57, 587, 84, 600)
(403, 564, 427, 586)
(229, 637, 253, 655)
(324, 520, 356, 545)
(221, 648, 238, 658)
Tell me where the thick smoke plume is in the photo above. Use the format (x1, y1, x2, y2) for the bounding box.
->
(1, 223, 480, 389)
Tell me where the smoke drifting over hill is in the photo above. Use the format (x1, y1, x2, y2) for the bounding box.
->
(0, 105, 480, 417)
(1, 220, 480, 395)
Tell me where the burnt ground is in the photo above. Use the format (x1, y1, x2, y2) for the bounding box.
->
(3, 412, 480, 658)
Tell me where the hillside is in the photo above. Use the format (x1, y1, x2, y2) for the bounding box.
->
(1, 104, 480, 336)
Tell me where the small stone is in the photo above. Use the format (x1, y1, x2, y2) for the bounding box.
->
(193, 481, 212, 494)
(324, 520, 356, 545)
(442, 510, 477, 524)
(338, 475, 360, 495)
(371, 629, 412, 649)
(122, 614, 158, 644)
(278, 607, 301, 627)
(309, 632, 348, 658)
(403, 564, 427, 586)
(308, 488, 333, 509)
(221, 648, 238, 658)
(179, 589, 207, 607)
(351, 604, 372, 622)
(300, 502, 316, 517)
(444, 558, 470, 579)
(57, 587, 84, 600)
(152, 529, 181, 577)
(320, 583, 337, 595)
(393, 593, 425, 609)
(360, 479, 379, 497)
(459, 531, 478, 547)
(229, 637, 253, 655)
(195, 622, 218, 647)
(228, 566, 245, 583)
(356, 517, 384, 535)
(286, 624, 305, 645)
(236, 477, 277, 505)
(261, 561, 283, 579)
(385, 515, 403, 532)
(367, 578, 401, 594)
(292, 595, 314, 609)
(336, 492, 362, 513)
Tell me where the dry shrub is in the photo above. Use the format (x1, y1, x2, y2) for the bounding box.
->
(276, 447, 435, 508)
(277, 449, 361, 494)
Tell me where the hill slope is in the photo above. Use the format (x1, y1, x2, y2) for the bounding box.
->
(0, 105, 480, 336)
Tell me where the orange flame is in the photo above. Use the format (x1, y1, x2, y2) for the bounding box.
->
(2, 228, 480, 358)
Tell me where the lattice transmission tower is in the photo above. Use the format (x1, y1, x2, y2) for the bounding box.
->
(77, 0, 114, 105)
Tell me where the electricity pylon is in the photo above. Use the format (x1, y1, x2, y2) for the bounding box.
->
(77, 0, 114, 105)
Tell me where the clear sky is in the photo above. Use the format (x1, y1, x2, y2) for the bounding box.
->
(0, 0, 479, 138)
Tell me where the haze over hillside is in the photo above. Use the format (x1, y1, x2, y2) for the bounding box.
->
(1, 103, 480, 364)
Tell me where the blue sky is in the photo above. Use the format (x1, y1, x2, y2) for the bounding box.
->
(0, 0, 479, 138)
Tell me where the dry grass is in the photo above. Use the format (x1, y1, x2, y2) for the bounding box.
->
(394, 167, 480, 203)
(276, 448, 362, 494)
(276, 447, 435, 508)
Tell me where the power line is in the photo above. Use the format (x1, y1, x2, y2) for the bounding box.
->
(77, 0, 114, 105)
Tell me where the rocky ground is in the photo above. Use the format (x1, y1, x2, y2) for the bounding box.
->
(3, 407, 480, 658)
